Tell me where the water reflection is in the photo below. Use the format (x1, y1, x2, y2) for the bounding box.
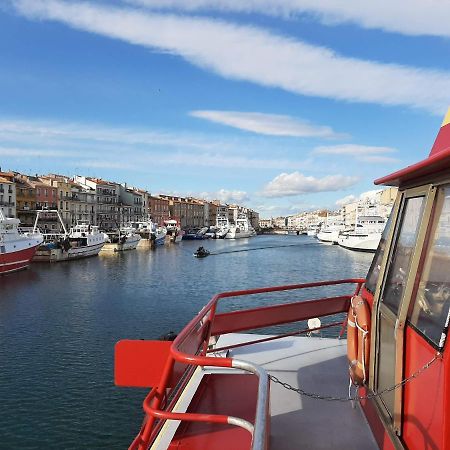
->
(0, 235, 373, 448)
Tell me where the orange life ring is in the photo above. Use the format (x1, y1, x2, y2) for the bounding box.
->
(347, 295, 371, 385)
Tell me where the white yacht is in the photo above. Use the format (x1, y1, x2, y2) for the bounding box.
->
(225, 214, 256, 239)
(306, 223, 321, 236)
(316, 215, 345, 244)
(215, 213, 230, 239)
(337, 215, 387, 252)
(33, 211, 105, 262)
(101, 226, 141, 252)
(163, 219, 183, 243)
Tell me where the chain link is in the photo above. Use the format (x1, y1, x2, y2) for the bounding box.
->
(268, 352, 441, 402)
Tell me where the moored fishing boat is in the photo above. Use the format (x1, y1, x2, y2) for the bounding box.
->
(101, 226, 141, 252)
(0, 209, 43, 274)
(115, 109, 450, 450)
(32, 210, 105, 262)
(225, 213, 256, 239)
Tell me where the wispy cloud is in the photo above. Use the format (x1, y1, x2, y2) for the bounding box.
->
(336, 188, 382, 206)
(314, 144, 400, 163)
(198, 188, 249, 203)
(127, 0, 450, 39)
(12, 0, 450, 114)
(190, 110, 344, 138)
(261, 171, 359, 198)
(0, 118, 309, 171)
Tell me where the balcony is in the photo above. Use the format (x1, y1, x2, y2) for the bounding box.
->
(0, 201, 15, 206)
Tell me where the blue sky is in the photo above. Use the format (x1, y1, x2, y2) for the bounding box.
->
(1, 1, 450, 218)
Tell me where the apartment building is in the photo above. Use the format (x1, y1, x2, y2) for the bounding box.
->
(208, 201, 228, 228)
(14, 174, 35, 226)
(0, 172, 16, 218)
(149, 195, 170, 226)
(119, 184, 145, 224)
(75, 176, 119, 230)
(159, 195, 205, 229)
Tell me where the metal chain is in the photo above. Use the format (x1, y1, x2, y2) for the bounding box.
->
(268, 353, 441, 402)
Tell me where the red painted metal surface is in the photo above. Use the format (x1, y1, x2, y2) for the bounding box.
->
(374, 145, 450, 187)
(169, 374, 259, 450)
(361, 286, 374, 308)
(0, 245, 38, 274)
(211, 296, 351, 336)
(402, 326, 445, 450)
(359, 389, 396, 450)
(115, 340, 172, 388)
(119, 278, 365, 450)
(430, 122, 450, 156)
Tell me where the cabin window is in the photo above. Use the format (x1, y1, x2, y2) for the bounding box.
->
(381, 196, 425, 314)
(365, 215, 392, 294)
(408, 185, 450, 348)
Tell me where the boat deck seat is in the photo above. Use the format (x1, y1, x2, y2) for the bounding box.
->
(169, 373, 261, 450)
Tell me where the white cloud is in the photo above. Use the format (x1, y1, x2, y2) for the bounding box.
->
(1, 118, 308, 170)
(336, 189, 382, 206)
(199, 188, 249, 203)
(127, 0, 450, 39)
(314, 144, 400, 163)
(190, 110, 343, 138)
(12, 0, 450, 114)
(262, 171, 359, 198)
(0, 146, 78, 158)
(335, 194, 357, 206)
(315, 144, 395, 156)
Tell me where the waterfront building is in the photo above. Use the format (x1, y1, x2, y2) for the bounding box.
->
(119, 184, 145, 224)
(0, 172, 16, 218)
(208, 201, 228, 228)
(25, 175, 59, 232)
(159, 195, 205, 229)
(13, 174, 36, 226)
(248, 209, 260, 231)
(149, 195, 170, 226)
(75, 176, 120, 230)
(273, 216, 288, 229)
(259, 218, 273, 229)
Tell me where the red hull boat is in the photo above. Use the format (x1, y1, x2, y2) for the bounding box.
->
(115, 110, 450, 449)
(0, 210, 43, 275)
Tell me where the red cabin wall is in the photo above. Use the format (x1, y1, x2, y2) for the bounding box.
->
(401, 327, 445, 450)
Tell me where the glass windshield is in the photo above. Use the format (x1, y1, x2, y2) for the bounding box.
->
(365, 215, 392, 294)
(408, 186, 450, 348)
(382, 196, 425, 314)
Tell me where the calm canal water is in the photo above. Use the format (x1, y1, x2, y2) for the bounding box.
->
(0, 235, 373, 449)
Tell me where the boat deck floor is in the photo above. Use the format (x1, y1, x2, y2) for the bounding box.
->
(217, 333, 379, 450)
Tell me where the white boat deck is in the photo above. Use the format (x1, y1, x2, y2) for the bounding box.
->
(217, 333, 379, 450)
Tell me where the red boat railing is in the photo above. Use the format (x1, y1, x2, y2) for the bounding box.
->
(121, 278, 365, 450)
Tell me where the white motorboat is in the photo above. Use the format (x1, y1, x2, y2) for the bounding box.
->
(32, 210, 105, 262)
(317, 215, 345, 244)
(164, 219, 183, 243)
(306, 223, 320, 236)
(0, 209, 43, 274)
(215, 213, 230, 238)
(101, 226, 141, 252)
(337, 215, 387, 252)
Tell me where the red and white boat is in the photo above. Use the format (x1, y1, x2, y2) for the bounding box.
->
(0, 209, 43, 275)
(115, 109, 450, 450)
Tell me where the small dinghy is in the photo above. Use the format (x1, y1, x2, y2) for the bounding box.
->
(193, 246, 210, 258)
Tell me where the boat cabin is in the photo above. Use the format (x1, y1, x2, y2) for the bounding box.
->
(115, 110, 450, 449)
